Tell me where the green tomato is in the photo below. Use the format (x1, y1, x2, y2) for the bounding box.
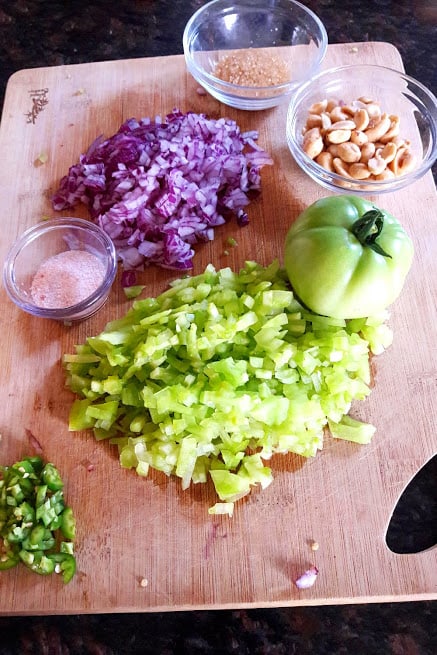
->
(284, 195, 414, 319)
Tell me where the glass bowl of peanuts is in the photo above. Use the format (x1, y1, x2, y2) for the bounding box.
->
(286, 64, 437, 194)
(3, 217, 118, 324)
(183, 0, 328, 111)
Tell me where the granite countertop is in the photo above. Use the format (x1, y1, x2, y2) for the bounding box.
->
(0, 1, 436, 653)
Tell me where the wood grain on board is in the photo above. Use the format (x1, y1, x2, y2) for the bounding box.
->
(0, 42, 436, 615)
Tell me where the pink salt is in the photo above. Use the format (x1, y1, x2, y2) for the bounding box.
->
(31, 249, 106, 309)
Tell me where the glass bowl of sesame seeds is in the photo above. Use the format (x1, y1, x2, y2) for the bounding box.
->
(3, 217, 118, 323)
(183, 0, 328, 111)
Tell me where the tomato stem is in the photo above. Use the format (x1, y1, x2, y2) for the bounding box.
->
(352, 209, 392, 258)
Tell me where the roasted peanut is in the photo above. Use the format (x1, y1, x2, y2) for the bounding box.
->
(309, 99, 328, 114)
(349, 162, 372, 180)
(325, 119, 356, 132)
(305, 113, 323, 129)
(378, 142, 397, 164)
(320, 112, 332, 130)
(374, 168, 396, 181)
(326, 129, 352, 144)
(302, 127, 324, 159)
(326, 98, 338, 112)
(389, 147, 417, 176)
(358, 96, 374, 104)
(364, 113, 392, 142)
(301, 96, 416, 181)
(367, 155, 387, 176)
(348, 99, 369, 112)
(329, 105, 350, 122)
(332, 157, 352, 177)
(353, 108, 370, 131)
(315, 151, 334, 171)
(360, 142, 376, 163)
(340, 104, 356, 117)
(391, 135, 410, 149)
(350, 130, 368, 146)
(327, 144, 341, 157)
(337, 142, 361, 163)
(379, 115, 400, 143)
(365, 103, 382, 120)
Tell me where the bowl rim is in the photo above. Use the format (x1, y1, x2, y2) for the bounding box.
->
(183, 0, 328, 93)
(2, 216, 118, 320)
(286, 63, 437, 192)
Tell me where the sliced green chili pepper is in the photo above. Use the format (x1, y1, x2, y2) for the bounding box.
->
(42, 463, 64, 491)
(36, 490, 65, 528)
(22, 528, 55, 552)
(6, 524, 31, 544)
(12, 476, 35, 497)
(13, 501, 35, 524)
(29, 524, 47, 546)
(12, 457, 43, 477)
(1, 456, 77, 584)
(7, 483, 25, 504)
(20, 549, 56, 576)
(61, 507, 76, 540)
(0, 552, 20, 570)
(60, 541, 74, 555)
(47, 553, 76, 584)
(35, 484, 47, 507)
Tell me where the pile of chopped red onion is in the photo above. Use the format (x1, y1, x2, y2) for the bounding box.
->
(52, 109, 273, 272)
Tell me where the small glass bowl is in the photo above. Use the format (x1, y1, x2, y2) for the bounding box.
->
(3, 217, 118, 323)
(286, 64, 437, 194)
(183, 0, 328, 111)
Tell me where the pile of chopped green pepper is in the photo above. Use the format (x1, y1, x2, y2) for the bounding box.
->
(0, 456, 76, 583)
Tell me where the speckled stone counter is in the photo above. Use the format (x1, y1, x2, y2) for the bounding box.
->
(0, 1, 436, 653)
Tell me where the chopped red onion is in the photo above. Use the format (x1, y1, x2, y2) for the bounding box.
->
(52, 109, 273, 271)
(25, 428, 43, 455)
(294, 566, 319, 589)
(121, 270, 138, 288)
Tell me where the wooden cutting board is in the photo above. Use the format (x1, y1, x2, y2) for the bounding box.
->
(0, 42, 436, 616)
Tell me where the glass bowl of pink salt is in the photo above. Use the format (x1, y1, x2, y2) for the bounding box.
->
(183, 0, 328, 111)
(3, 217, 117, 323)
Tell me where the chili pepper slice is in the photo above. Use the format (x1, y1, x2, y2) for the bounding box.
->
(1, 455, 77, 584)
(36, 490, 65, 528)
(11, 476, 35, 498)
(47, 553, 76, 584)
(61, 507, 76, 540)
(12, 457, 43, 477)
(0, 555, 20, 571)
(0, 553, 20, 570)
(35, 484, 47, 507)
(0, 539, 20, 570)
(29, 524, 46, 546)
(41, 463, 64, 491)
(60, 541, 74, 555)
(7, 483, 25, 504)
(19, 549, 56, 576)
(21, 525, 56, 552)
(13, 501, 35, 524)
(6, 524, 32, 544)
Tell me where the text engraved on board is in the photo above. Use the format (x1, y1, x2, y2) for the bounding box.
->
(25, 88, 49, 124)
